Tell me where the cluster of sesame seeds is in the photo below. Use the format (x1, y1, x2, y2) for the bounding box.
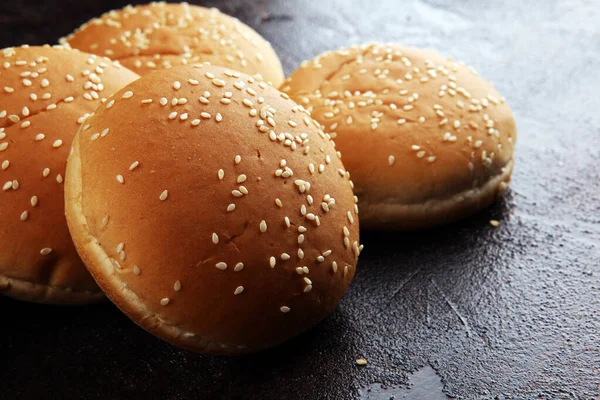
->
(87, 65, 360, 321)
(282, 44, 513, 178)
(1, 45, 137, 260)
(61, 2, 278, 84)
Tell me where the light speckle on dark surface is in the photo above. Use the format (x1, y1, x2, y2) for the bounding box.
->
(1, 0, 599, 399)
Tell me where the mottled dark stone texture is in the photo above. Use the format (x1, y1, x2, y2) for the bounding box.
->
(1, 0, 599, 399)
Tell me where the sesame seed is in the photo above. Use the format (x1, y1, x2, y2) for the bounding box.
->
(116, 175, 124, 184)
(236, 174, 247, 183)
(260, 220, 267, 233)
(191, 119, 200, 126)
(20, 211, 28, 221)
(347, 211, 354, 224)
(227, 203, 236, 212)
(40, 79, 49, 88)
(356, 358, 368, 366)
(215, 113, 223, 122)
(416, 151, 426, 158)
(159, 97, 168, 106)
(285, 216, 291, 227)
(168, 111, 178, 120)
(101, 215, 109, 227)
(106, 100, 115, 109)
(234, 155, 241, 164)
(116, 242, 124, 253)
(173, 81, 181, 90)
(233, 262, 244, 272)
(133, 265, 141, 276)
(42, 168, 50, 177)
(275, 198, 283, 208)
(129, 161, 139, 171)
(160, 298, 170, 306)
(90, 133, 100, 141)
(216, 262, 228, 270)
(21, 121, 31, 128)
(298, 248, 305, 259)
(212, 233, 219, 244)
(56, 174, 63, 184)
(490, 219, 500, 227)
(201, 112, 211, 119)
(40, 248, 53, 255)
(1, 160, 8, 170)
(304, 285, 313, 293)
(280, 306, 291, 313)
(159, 190, 168, 201)
(269, 256, 276, 268)
(101, 128, 109, 137)
(122, 91, 133, 99)
(234, 286, 244, 295)
(174, 281, 182, 291)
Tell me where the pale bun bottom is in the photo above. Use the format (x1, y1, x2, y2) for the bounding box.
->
(359, 160, 514, 230)
(0, 274, 104, 305)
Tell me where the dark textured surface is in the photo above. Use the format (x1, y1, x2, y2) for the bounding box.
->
(1, 0, 599, 399)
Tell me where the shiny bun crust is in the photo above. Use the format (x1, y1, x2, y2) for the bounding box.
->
(281, 43, 517, 229)
(65, 64, 361, 354)
(61, 2, 285, 86)
(0, 45, 139, 304)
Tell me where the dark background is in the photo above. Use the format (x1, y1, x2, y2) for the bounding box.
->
(1, 0, 599, 399)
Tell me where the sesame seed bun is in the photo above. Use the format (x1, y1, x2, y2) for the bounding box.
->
(0, 45, 139, 304)
(61, 2, 285, 87)
(64, 64, 361, 354)
(281, 43, 517, 229)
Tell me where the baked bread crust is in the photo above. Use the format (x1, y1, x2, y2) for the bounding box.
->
(62, 2, 284, 86)
(65, 64, 361, 354)
(0, 44, 139, 304)
(281, 43, 517, 229)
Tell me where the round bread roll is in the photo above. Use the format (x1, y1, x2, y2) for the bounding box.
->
(65, 64, 361, 354)
(0, 45, 139, 304)
(281, 43, 517, 229)
(61, 2, 284, 87)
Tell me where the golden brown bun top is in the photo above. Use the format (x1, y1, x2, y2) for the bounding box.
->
(66, 64, 360, 353)
(281, 43, 517, 207)
(61, 2, 285, 86)
(0, 45, 139, 304)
